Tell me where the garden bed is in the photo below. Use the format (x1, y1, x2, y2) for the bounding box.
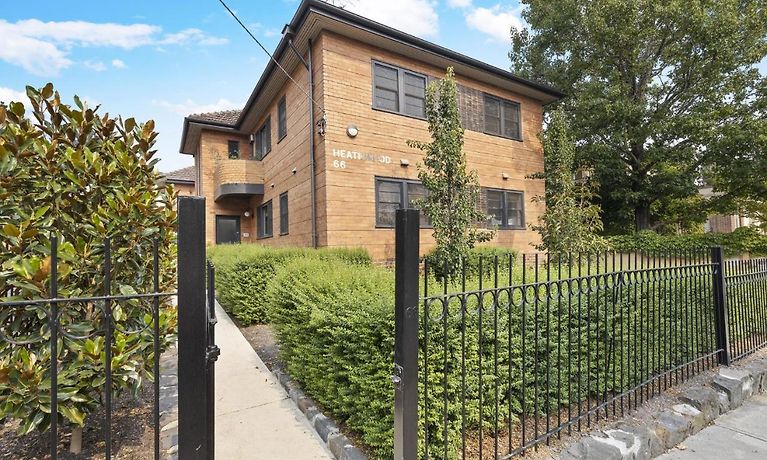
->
(0, 386, 156, 459)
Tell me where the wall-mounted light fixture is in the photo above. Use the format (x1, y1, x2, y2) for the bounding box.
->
(346, 124, 359, 138)
(501, 172, 510, 180)
(244, 210, 251, 218)
(400, 159, 410, 167)
(292, 167, 297, 174)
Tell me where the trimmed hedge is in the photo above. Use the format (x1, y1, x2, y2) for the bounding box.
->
(208, 244, 370, 324)
(266, 256, 712, 459)
(608, 227, 767, 256)
(425, 246, 518, 280)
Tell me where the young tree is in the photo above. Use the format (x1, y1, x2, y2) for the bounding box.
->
(408, 67, 494, 273)
(510, 0, 767, 232)
(530, 108, 607, 253)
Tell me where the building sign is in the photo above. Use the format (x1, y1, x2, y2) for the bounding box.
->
(331, 148, 391, 169)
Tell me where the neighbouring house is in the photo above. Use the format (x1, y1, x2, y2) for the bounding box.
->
(699, 184, 762, 233)
(162, 166, 197, 197)
(178, 0, 563, 259)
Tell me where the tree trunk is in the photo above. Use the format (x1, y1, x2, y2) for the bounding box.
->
(635, 204, 651, 231)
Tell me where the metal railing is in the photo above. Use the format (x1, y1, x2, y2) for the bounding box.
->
(393, 208, 763, 460)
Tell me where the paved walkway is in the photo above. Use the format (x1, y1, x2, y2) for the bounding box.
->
(214, 302, 334, 459)
(658, 394, 767, 459)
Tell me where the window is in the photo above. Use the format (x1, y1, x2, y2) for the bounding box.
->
(482, 188, 525, 229)
(279, 192, 289, 235)
(277, 96, 287, 141)
(372, 62, 427, 118)
(227, 140, 240, 159)
(483, 94, 521, 140)
(375, 178, 430, 227)
(257, 200, 273, 238)
(254, 117, 271, 160)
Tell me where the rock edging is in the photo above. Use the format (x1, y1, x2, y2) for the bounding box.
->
(561, 356, 767, 460)
(158, 345, 179, 460)
(271, 365, 369, 460)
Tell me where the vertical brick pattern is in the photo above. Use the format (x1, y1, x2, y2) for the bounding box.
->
(458, 84, 484, 132)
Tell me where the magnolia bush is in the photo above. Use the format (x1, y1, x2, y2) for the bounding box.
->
(0, 84, 177, 435)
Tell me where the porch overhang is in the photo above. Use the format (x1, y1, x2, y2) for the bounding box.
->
(214, 183, 264, 202)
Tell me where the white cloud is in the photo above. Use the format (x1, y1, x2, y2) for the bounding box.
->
(465, 4, 523, 43)
(84, 60, 107, 72)
(447, 0, 472, 8)
(0, 19, 227, 76)
(111, 59, 126, 69)
(344, 0, 439, 38)
(0, 87, 27, 105)
(152, 98, 240, 116)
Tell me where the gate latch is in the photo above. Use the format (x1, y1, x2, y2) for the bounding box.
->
(206, 344, 220, 363)
(391, 363, 403, 388)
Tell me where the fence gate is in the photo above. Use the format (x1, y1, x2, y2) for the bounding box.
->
(178, 196, 219, 460)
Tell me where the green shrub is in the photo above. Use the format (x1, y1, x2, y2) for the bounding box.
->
(0, 85, 177, 435)
(425, 246, 518, 281)
(608, 228, 767, 256)
(268, 256, 716, 459)
(208, 244, 370, 324)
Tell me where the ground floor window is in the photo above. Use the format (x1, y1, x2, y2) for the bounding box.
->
(257, 200, 273, 238)
(481, 188, 525, 229)
(279, 192, 289, 235)
(375, 177, 430, 228)
(215, 215, 241, 244)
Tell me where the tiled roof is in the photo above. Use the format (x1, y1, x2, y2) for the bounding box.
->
(164, 166, 196, 183)
(186, 109, 241, 126)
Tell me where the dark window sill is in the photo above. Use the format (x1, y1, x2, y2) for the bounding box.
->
(257, 234, 273, 240)
(371, 106, 427, 122)
(482, 130, 524, 142)
(279, 232, 289, 236)
(277, 134, 287, 144)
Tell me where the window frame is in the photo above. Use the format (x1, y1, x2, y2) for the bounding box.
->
(374, 177, 431, 228)
(371, 60, 428, 120)
(254, 117, 272, 160)
(279, 192, 289, 235)
(227, 140, 240, 159)
(277, 96, 287, 142)
(257, 200, 273, 239)
(481, 187, 526, 230)
(482, 93, 523, 141)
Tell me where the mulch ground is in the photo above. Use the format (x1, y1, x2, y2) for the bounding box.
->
(0, 386, 155, 460)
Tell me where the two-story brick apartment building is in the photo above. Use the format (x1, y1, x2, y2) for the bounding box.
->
(179, 0, 563, 259)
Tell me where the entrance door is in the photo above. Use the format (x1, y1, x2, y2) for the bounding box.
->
(215, 215, 241, 244)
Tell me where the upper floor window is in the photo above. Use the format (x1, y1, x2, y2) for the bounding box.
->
(255, 117, 271, 160)
(257, 200, 273, 238)
(372, 62, 427, 119)
(228, 140, 240, 159)
(482, 188, 525, 229)
(483, 94, 521, 140)
(375, 177, 430, 228)
(277, 96, 287, 141)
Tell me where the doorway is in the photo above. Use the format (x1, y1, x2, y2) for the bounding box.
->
(215, 215, 241, 244)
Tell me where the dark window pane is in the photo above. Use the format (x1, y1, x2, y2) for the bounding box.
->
(375, 64, 399, 90)
(485, 189, 504, 227)
(278, 96, 287, 140)
(404, 95, 425, 118)
(374, 64, 400, 112)
(279, 193, 289, 234)
(375, 89, 399, 112)
(376, 180, 401, 227)
(506, 192, 524, 227)
(258, 201, 273, 237)
(228, 140, 239, 159)
(403, 72, 426, 118)
(503, 101, 520, 139)
(407, 182, 430, 226)
(484, 96, 501, 134)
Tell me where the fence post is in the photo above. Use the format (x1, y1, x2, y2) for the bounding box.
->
(711, 246, 731, 366)
(177, 196, 212, 459)
(394, 208, 420, 460)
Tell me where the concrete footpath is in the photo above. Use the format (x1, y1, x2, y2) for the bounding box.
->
(658, 394, 767, 459)
(214, 301, 334, 460)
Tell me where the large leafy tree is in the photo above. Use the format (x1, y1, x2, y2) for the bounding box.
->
(510, 0, 767, 232)
(0, 84, 176, 441)
(408, 67, 493, 273)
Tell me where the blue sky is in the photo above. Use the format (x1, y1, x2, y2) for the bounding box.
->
(1, 0, 527, 172)
(2, 0, 765, 172)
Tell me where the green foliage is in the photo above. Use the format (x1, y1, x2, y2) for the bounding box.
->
(529, 108, 607, 253)
(425, 246, 518, 281)
(408, 67, 494, 276)
(608, 228, 767, 256)
(267, 256, 715, 459)
(207, 244, 371, 324)
(0, 84, 177, 434)
(510, 0, 767, 232)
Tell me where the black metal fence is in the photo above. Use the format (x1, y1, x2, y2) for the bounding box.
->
(0, 196, 217, 460)
(393, 208, 767, 460)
